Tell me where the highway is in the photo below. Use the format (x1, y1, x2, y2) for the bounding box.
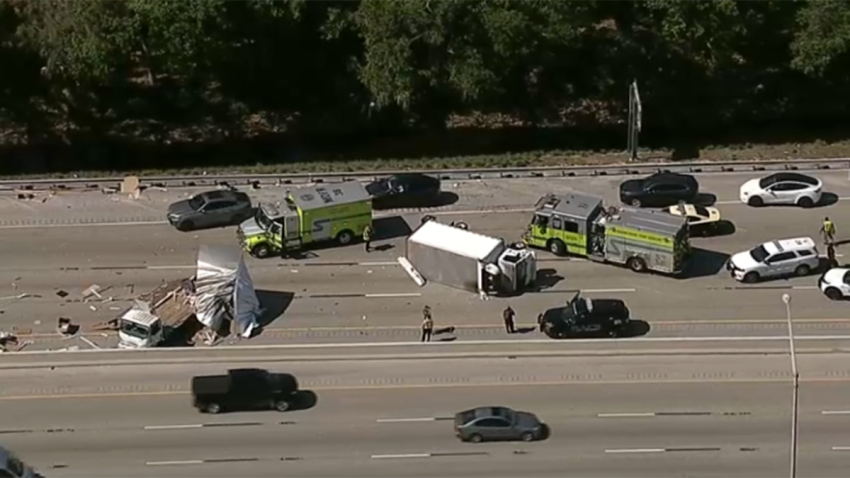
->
(3, 169, 850, 477)
(1, 354, 850, 477)
(3, 171, 850, 350)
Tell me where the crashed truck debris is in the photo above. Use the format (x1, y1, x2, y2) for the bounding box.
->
(194, 245, 262, 339)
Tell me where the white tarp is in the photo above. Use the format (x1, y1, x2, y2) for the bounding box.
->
(194, 245, 262, 338)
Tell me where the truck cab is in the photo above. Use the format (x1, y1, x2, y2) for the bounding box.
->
(523, 193, 604, 258)
(540, 292, 631, 339)
(118, 309, 164, 348)
(0, 447, 40, 478)
(239, 202, 303, 258)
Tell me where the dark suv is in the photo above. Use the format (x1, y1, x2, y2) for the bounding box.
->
(540, 292, 630, 338)
(191, 368, 299, 414)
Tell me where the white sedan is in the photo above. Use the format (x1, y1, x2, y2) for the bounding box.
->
(819, 268, 850, 300)
(739, 172, 822, 207)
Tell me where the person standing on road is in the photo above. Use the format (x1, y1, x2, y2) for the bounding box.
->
(827, 243, 839, 268)
(821, 217, 836, 245)
(421, 306, 433, 342)
(363, 224, 374, 253)
(537, 313, 545, 332)
(503, 306, 516, 334)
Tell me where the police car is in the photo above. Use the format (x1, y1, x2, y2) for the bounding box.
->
(666, 202, 722, 236)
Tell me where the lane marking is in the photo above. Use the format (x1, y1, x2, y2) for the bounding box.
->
(605, 448, 665, 454)
(145, 460, 204, 466)
(376, 418, 437, 423)
(371, 453, 431, 459)
(0, 221, 168, 230)
(597, 413, 655, 418)
(364, 293, 422, 298)
(581, 288, 636, 293)
(822, 411, 850, 415)
(143, 424, 202, 430)
(832, 446, 850, 451)
(2, 376, 845, 402)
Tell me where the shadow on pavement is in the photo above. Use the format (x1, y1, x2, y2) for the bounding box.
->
(621, 319, 651, 338)
(256, 290, 295, 328)
(374, 215, 413, 240)
(292, 390, 318, 411)
(680, 248, 730, 279)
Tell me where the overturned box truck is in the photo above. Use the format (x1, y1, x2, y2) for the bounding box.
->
(404, 220, 537, 295)
(117, 245, 263, 348)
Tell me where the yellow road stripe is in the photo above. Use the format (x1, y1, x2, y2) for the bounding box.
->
(2, 377, 849, 401)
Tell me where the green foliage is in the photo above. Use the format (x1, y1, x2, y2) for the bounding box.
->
(3, 0, 850, 174)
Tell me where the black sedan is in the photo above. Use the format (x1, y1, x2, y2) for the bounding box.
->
(540, 292, 630, 339)
(619, 172, 699, 208)
(166, 189, 253, 232)
(365, 173, 441, 209)
(454, 406, 546, 443)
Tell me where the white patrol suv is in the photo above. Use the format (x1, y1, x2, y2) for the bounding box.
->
(727, 237, 820, 283)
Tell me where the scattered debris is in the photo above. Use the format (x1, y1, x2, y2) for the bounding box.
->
(121, 176, 140, 194)
(90, 319, 118, 331)
(55, 290, 69, 298)
(82, 284, 103, 300)
(0, 293, 30, 302)
(57, 317, 76, 336)
(88, 305, 97, 311)
(101, 187, 118, 194)
(16, 193, 35, 201)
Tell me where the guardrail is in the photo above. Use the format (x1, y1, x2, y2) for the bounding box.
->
(1, 158, 849, 191)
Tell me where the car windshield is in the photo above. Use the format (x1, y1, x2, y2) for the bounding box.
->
(693, 205, 710, 217)
(120, 320, 150, 339)
(188, 195, 205, 210)
(749, 245, 770, 263)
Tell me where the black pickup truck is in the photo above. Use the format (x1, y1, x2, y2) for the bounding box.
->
(540, 292, 631, 339)
(191, 368, 299, 414)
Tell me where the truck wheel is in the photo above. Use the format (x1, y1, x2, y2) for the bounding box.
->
(274, 400, 291, 412)
(627, 257, 647, 273)
(421, 215, 436, 224)
(252, 244, 272, 259)
(547, 239, 566, 256)
(469, 433, 483, 443)
(337, 230, 354, 245)
(206, 403, 221, 414)
(608, 329, 619, 338)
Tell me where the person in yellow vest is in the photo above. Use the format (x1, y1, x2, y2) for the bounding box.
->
(821, 217, 836, 244)
(363, 224, 374, 252)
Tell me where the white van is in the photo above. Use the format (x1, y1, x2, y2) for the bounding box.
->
(0, 447, 40, 478)
(727, 237, 820, 283)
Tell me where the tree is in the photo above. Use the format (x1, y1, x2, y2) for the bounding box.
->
(791, 0, 850, 76)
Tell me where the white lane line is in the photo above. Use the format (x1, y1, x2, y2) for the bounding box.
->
(822, 411, 850, 415)
(376, 418, 437, 423)
(581, 288, 636, 293)
(15, 334, 850, 356)
(831, 446, 850, 451)
(145, 460, 204, 466)
(597, 413, 656, 418)
(365, 293, 422, 298)
(146, 265, 194, 270)
(371, 453, 432, 459)
(0, 220, 168, 229)
(792, 286, 818, 290)
(78, 336, 101, 350)
(605, 448, 665, 454)
(359, 262, 398, 266)
(143, 424, 203, 430)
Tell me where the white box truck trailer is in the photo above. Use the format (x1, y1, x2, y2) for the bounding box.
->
(405, 220, 537, 295)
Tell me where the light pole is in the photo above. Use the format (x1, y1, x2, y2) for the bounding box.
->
(782, 293, 799, 478)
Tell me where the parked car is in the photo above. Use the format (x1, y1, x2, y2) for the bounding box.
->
(454, 406, 545, 443)
(540, 291, 631, 339)
(619, 172, 699, 208)
(739, 172, 822, 208)
(191, 368, 299, 414)
(726, 237, 820, 283)
(666, 202, 722, 236)
(167, 189, 253, 232)
(818, 267, 850, 300)
(366, 173, 441, 209)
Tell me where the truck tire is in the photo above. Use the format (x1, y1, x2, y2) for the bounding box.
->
(627, 257, 647, 273)
(337, 230, 354, 245)
(547, 239, 566, 256)
(252, 243, 272, 259)
(206, 403, 221, 414)
(274, 400, 291, 412)
(421, 215, 436, 224)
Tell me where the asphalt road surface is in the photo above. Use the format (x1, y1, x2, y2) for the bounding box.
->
(2, 354, 850, 478)
(2, 171, 850, 352)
